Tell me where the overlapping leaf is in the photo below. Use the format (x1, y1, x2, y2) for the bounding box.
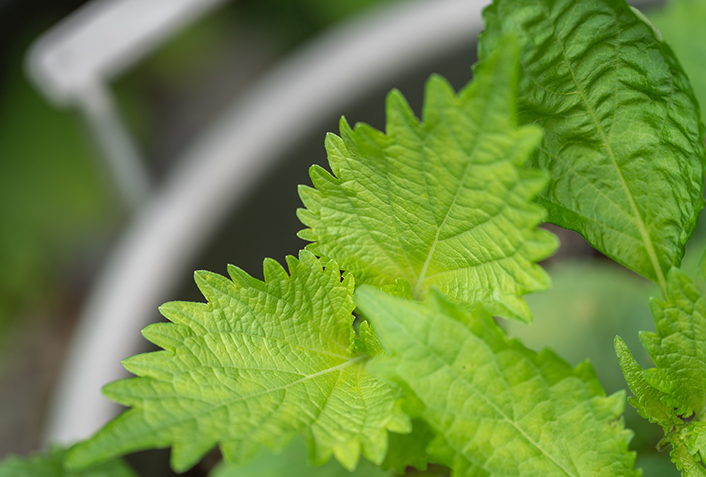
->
(66, 251, 409, 473)
(616, 269, 706, 472)
(356, 286, 638, 477)
(615, 336, 676, 430)
(617, 269, 706, 421)
(298, 36, 557, 322)
(0, 446, 136, 477)
(479, 0, 706, 293)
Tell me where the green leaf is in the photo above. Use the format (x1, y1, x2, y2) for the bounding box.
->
(687, 421, 706, 457)
(649, 0, 706, 120)
(671, 439, 706, 477)
(640, 269, 706, 418)
(356, 286, 638, 477)
(0, 446, 136, 477)
(66, 251, 409, 473)
(209, 437, 391, 477)
(381, 420, 436, 474)
(614, 336, 676, 430)
(616, 268, 706, 470)
(298, 35, 557, 322)
(479, 0, 706, 294)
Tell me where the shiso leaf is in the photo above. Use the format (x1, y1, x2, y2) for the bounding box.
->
(479, 0, 706, 293)
(66, 251, 408, 473)
(298, 35, 557, 322)
(356, 286, 639, 476)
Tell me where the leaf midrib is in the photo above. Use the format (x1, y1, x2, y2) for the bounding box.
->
(535, 0, 667, 296)
(129, 356, 368, 438)
(393, 315, 578, 477)
(412, 88, 493, 299)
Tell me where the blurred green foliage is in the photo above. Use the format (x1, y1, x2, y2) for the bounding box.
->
(649, 0, 706, 119)
(0, 33, 115, 338)
(0, 446, 136, 477)
(210, 438, 391, 477)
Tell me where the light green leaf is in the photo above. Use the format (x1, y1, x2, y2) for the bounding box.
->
(640, 269, 706, 418)
(687, 422, 706, 457)
(66, 251, 409, 473)
(479, 0, 706, 294)
(0, 446, 136, 477)
(356, 286, 638, 477)
(615, 336, 676, 430)
(298, 36, 557, 322)
(649, 0, 706, 120)
(209, 437, 391, 477)
(671, 439, 706, 477)
(616, 268, 706, 471)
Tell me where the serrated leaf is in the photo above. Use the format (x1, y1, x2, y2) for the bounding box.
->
(614, 336, 676, 430)
(66, 251, 409, 473)
(671, 439, 706, 477)
(479, 0, 706, 293)
(298, 36, 557, 322)
(638, 269, 706, 418)
(209, 437, 391, 477)
(616, 268, 706, 471)
(0, 446, 136, 477)
(687, 422, 706, 457)
(356, 286, 638, 477)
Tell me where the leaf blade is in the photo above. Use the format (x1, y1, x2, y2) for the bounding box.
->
(641, 269, 706, 417)
(356, 286, 638, 477)
(66, 251, 408, 473)
(298, 36, 558, 322)
(479, 0, 706, 292)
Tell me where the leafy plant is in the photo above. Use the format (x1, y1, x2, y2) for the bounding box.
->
(4, 0, 706, 475)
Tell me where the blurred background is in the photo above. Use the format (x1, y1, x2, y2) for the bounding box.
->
(0, 0, 704, 475)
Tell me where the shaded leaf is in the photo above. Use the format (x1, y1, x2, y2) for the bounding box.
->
(0, 446, 136, 477)
(381, 420, 436, 474)
(479, 0, 706, 292)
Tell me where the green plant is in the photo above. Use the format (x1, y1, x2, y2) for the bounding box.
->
(4, 0, 706, 475)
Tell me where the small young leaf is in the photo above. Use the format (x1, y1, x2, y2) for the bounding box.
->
(356, 286, 638, 477)
(479, 0, 706, 293)
(640, 269, 706, 418)
(0, 446, 136, 477)
(614, 336, 676, 430)
(617, 268, 706, 470)
(687, 422, 706, 457)
(671, 439, 706, 477)
(298, 35, 557, 322)
(66, 251, 409, 473)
